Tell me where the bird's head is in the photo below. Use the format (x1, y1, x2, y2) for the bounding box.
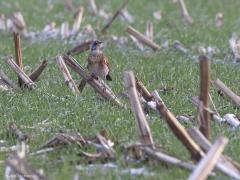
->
(90, 40, 103, 53)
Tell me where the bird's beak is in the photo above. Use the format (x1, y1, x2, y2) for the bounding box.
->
(99, 42, 104, 49)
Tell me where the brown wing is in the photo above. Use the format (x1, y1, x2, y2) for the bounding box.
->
(87, 54, 109, 66)
(100, 54, 112, 81)
(99, 54, 109, 67)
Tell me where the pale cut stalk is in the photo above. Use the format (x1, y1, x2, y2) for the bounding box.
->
(188, 137, 228, 180)
(126, 26, 161, 51)
(56, 55, 79, 94)
(124, 71, 154, 148)
(5, 57, 36, 89)
(213, 79, 240, 107)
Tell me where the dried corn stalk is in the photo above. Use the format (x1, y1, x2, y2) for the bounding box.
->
(124, 71, 154, 148)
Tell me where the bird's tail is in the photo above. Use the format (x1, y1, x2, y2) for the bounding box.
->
(106, 74, 112, 81)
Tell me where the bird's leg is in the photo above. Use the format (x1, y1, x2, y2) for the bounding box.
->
(92, 73, 98, 80)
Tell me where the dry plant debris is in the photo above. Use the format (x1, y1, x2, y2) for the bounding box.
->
(188, 137, 228, 180)
(127, 26, 161, 51)
(5, 153, 45, 180)
(198, 55, 211, 139)
(0, 1, 239, 179)
(213, 79, 240, 107)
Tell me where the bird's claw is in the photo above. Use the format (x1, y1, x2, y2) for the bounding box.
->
(87, 74, 98, 82)
(91, 74, 98, 80)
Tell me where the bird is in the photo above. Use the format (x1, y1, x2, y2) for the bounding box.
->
(78, 40, 112, 92)
(87, 40, 112, 81)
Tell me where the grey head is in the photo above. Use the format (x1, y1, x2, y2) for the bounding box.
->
(90, 40, 103, 52)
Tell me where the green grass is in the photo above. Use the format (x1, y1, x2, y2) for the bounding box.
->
(0, 0, 240, 179)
